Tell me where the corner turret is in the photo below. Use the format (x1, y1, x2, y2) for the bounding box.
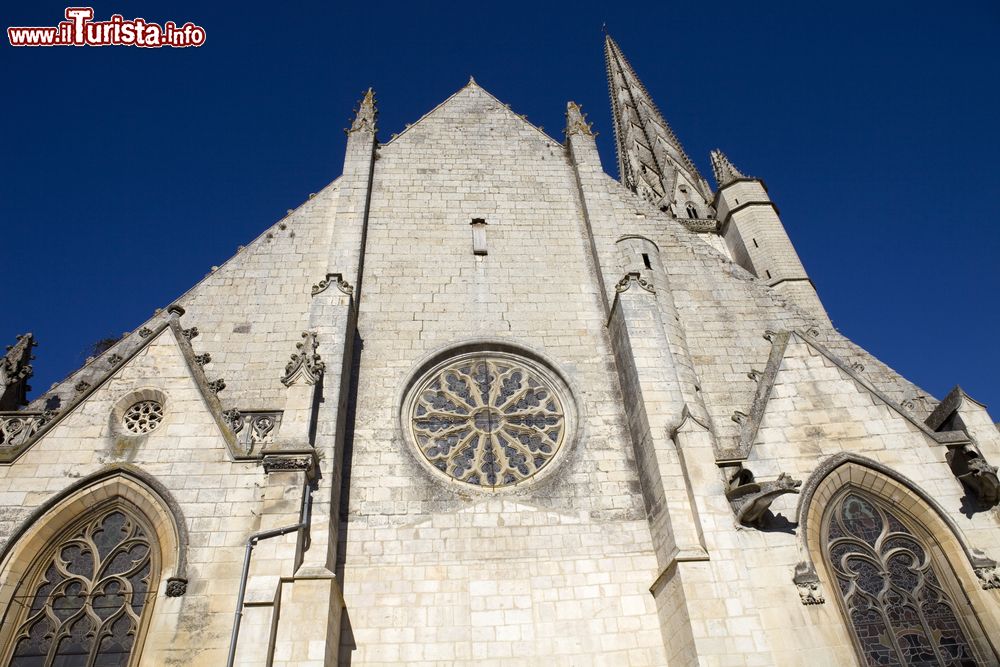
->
(710, 149, 829, 324)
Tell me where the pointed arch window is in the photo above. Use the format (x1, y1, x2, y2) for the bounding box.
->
(685, 203, 698, 219)
(823, 490, 979, 666)
(4, 504, 158, 667)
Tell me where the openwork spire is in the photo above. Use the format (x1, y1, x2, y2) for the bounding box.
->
(710, 149, 746, 188)
(349, 88, 377, 134)
(604, 34, 710, 209)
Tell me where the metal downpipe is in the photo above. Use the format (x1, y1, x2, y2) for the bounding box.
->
(226, 482, 313, 667)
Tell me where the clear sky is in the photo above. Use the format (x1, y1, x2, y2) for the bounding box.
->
(2, 1, 998, 412)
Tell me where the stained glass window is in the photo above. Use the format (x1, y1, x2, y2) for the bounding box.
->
(824, 491, 979, 666)
(409, 357, 566, 489)
(6, 506, 156, 667)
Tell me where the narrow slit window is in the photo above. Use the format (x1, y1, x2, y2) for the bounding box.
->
(752, 238, 759, 248)
(471, 218, 487, 255)
(764, 269, 772, 279)
(641, 253, 652, 270)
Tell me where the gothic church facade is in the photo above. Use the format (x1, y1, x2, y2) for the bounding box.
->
(1, 36, 999, 666)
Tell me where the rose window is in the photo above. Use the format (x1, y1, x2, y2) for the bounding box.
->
(122, 400, 164, 434)
(409, 357, 567, 489)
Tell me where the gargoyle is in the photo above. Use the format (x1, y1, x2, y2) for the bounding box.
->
(947, 445, 1000, 506)
(726, 468, 802, 528)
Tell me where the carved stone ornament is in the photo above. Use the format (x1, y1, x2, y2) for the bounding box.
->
(0, 413, 46, 448)
(181, 327, 199, 341)
(223, 409, 243, 433)
(74, 381, 91, 393)
(679, 218, 720, 234)
(975, 565, 1000, 590)
(208, 379, 226, 394)
(747, 369, 763, 382)
(0, 333, 36, 410)
(281, 332, 325, 387)
(165, 577, 188, 597)
(224, 409, 282, 455)
(262, 455, 313, 475)
(107, 353, 123, 366)
(797, 579, 825, 605)
(614, 271, 654, 294)
(725, 467, 802, 528)
(311, 272, 354, 297)
(194, 353, 212, 367)
(138, 327, 153, 338)
(793, 562, 825, 605)
(946, 445, 1000, 506)
(731, 411, 748, 426)
(38, 409, 58, 427)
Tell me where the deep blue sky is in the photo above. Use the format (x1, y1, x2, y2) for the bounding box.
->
(2, 1, 998, 413)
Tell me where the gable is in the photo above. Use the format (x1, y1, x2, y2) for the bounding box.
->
(3, 313, 240, 465)
(380, 80, 560, 159)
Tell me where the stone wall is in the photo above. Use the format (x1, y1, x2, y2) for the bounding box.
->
(338, 82, 670, 666)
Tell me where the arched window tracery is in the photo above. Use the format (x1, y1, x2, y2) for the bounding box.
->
(823, 490, 978, 666)
(4, 503, 158, 667)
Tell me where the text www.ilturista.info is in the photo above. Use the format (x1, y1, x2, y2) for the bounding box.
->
(8, 8, 205, 47)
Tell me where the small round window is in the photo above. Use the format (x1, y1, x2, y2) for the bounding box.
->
(122, 400, 164, 434)
(405, 352, 571, 490)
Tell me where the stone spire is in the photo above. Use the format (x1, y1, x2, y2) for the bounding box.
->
(604, 34, 711, 212)
(710, 149, 746, 188)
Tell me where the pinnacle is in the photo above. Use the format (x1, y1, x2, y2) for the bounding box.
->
(349, 88, 377, 134)
(710, 149, 746, 188)
(565, 101, 594, 137)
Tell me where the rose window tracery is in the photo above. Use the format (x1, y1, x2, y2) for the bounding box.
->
(122, 401, 163, 434)
(409, 357, 567, 489)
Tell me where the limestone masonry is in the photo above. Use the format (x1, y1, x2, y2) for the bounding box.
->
(1, 36, 998, 666)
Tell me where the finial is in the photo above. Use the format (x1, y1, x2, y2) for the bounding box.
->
(710, 149, 747, 188)
(601, 23, 608, 35)
(564, 101, 594, 137)
(468, 75, 477, 86)
(349, 88, 377, 134)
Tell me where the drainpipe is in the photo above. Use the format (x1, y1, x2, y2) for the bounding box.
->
(226, 483, 313, 667)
